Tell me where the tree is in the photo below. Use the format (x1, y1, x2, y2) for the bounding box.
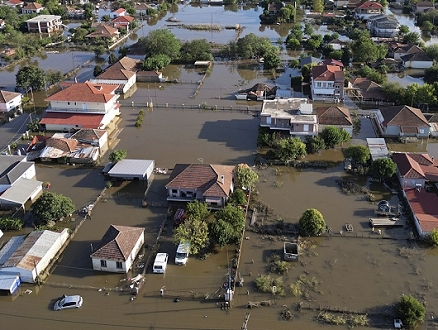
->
(306, 135, 326, 154)
(425, 44, 438, 62)
(351, 36, 381, 63)
(93, 65, 103, 77)
(344, 145, 371, 164)
(32, 191, 75, 226)
(370, 158, 396, 181)
(382, 82, 405, 104)
(180, 39, 213, 63)
(403, 32, 420, 45)
(396, 294, 426, 327)
(313, 0, 324, 13)
(307, 34, 323, 51)
(341, 46, 352, 67)
(424, 64, 438, 84)
(108, 52, 118, 64)
(143, 54, 171, 71)
(94, 45, 106, 57)
(320, 126, 350, 148)
(186, 200, 210, 223)
(109, 149, 127, 163)
(275, 137, 307, 164)
(299, 208, 326, 236)
(45, 69, 63, 86)
(426, 228, 438, 246)
(398, 24, 409, 36)
(140, 29, 181, 61)
(16, 66, 46, 91)
(228, 189, 247, 207)
(263, 48, 281, 69)
(173, 215, 209, 255)
(210, 204, 245, 246)
(235, 164, 259, 190)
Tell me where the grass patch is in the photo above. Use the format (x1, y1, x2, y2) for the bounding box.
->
(254, 274, 286, 296)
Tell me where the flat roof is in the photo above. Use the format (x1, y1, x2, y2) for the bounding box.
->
(367, 138, 389, 160)
(108, 159, 154, 177)
(0, 178, 42, 205)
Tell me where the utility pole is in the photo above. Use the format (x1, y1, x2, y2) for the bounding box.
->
(241, 312, 250, 330)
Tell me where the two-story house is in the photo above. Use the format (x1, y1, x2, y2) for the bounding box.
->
(260, 98, 318, 138)
(355, 1, 384, 20)
(26, 15, 62, 34)
(367, 14, 399, 38)
(310, 64, 344, 101)
(111, 15, 134, 31)
(111, 7, 127, 18)
(40, 81, 121, 131)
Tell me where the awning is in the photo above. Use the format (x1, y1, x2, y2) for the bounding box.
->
(0, 272, 21, 294)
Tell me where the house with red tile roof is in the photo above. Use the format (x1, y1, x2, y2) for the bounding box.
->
(90, 225, 144, 273)
(354, 1, 384, 20)
(86, 24, 119, 42)
(4, 0, 24, 7)
(315, 106, 353, 136)
(347, 77, 386, 102)
(403, 187, 438, 237)
(89, 56, 141, 93)
(111, 7, 127, 18)
(21, 2, 44, 14)
(111, 15, 134, 30)
(375, 105, 430, 138)
(310, 64, 344, 101)
(392, 152, 438, 189)
(41, 81, 121, 131)
(165, 164, 235, 208)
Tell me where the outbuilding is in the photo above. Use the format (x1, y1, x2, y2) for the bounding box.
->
(106, 159, 155, 182)
(0, 271, 21, 295)
(0, 229, 69, 283)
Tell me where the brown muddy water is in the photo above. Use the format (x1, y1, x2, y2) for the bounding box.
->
(2, 64, 438, 330)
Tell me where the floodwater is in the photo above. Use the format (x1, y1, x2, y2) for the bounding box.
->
(2, 5, 438, 330)
(3, 67, 438, 330)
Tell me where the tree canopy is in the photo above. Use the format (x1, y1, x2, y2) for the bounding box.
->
(16, 66, 46, 91)
(172, 201, 210, 254)
(344, 145, 370, 164)
(396, 294, 426, 327)
(140, 29, 181, 61)
(180, 39, 213, 63)
(370, 158, 397, 180)
(235, 164, 259, 190)
(32, 191, 75, 226)
(143, 54, 171, 71)
(228, 188, 247, 207)
(299, 208, 326, 236)
(320, 126, 350, 148)
(275, 137, 307, 164)
(109, 149, 127, 163)
(210, 204, 245, 247)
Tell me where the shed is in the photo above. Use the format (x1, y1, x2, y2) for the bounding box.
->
(107, 159, 155, 182)
(0, 271, 20, 294)
(0, 229, 69, 283)
(194, 61, 211, 67)
(366, 138, 389, 161)
(0, 177, 43, 210)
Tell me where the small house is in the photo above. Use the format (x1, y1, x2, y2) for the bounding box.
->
(90, 225, 144, 273)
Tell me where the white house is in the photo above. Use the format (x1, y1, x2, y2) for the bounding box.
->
(311, 64, 345, 101)
(354, 1, 384, 20)
(26, 15, 62, 34)
(106, 159, 155, 182)
(0, 90, 22, 115)
(401, 52, 434, 69)
(91, 225, 144, 273)
(260, 98, 318, 138)
(0, 229, 69, 283)
(111, 7, 127, 18)
(21, 2, 44, 14)
(89, 57, 141, 94)
(367, 14, 399, 38)
(0, 155, 42, 210)
(41, 81, 121, 131)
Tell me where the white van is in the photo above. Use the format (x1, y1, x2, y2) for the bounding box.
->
(175, 242, 190, 265)
(153, 253, 169, 274)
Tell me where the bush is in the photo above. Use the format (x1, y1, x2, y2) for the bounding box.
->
(254, 274, 285, 296)
(0, 217, 23, 231)
(397, 294, 426, 327)
(268, 253, 290, 275)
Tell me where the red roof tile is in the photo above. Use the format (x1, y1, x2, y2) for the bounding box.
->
(40, 113, 105, 129)
(312, 65, 344, 82)
(45, 81, 119, 103)
(405, 188, 438, 233)
(357, 1, 383, 9)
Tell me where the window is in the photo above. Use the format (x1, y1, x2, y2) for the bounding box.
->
(67, 102, 70, 105)
(116, 261, 122, 269)
(419, 129, 424, 134)
(100, 260, 107, 267)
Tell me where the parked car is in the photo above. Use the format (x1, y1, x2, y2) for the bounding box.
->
(153, 253, 169, 274)
(54, 295, 83, 311)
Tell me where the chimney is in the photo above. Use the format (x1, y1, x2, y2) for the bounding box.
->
(220, 175, 225, 184)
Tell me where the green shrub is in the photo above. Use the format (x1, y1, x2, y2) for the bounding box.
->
(0, 217, 23, 231)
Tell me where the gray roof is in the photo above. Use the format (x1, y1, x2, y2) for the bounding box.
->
(0, 155, 33, 185)
(0, 178, 42, 206)
(300, 56, 321, 67)
(366, 138, 390, 160)
(108, 159, 154, 177)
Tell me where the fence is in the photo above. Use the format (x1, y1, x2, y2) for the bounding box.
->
(126, 102, 262, 114)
